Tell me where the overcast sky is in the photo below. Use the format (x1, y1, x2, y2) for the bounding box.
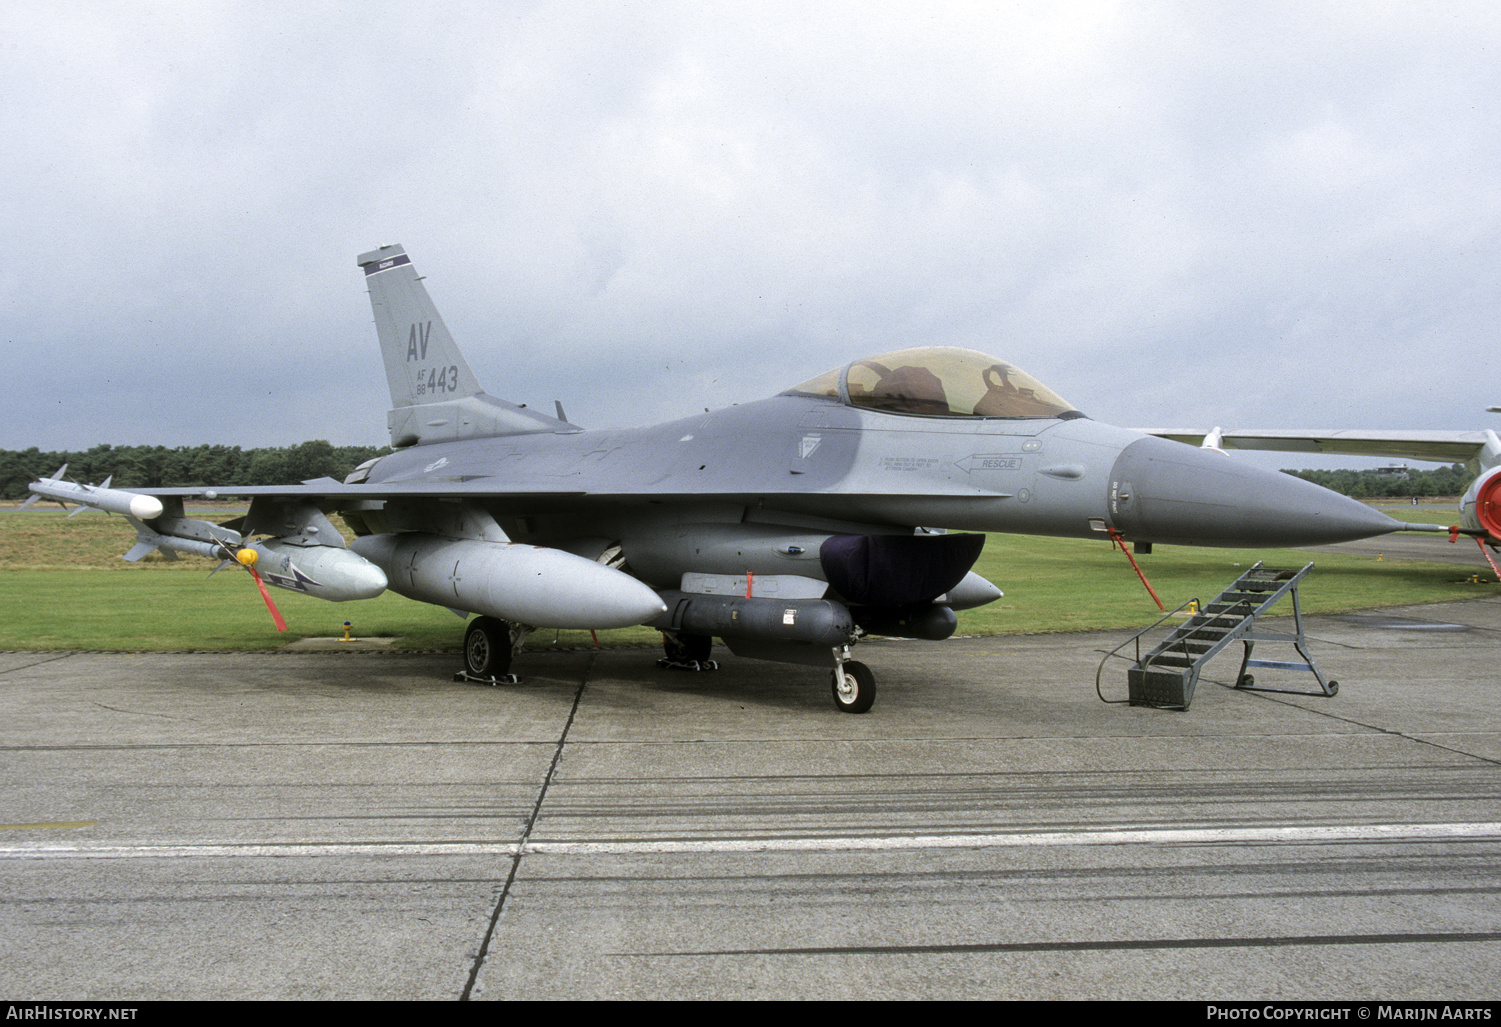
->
(4, 1, 1498, 471)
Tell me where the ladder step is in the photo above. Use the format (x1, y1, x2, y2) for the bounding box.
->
(1245, 658, 1313, 672)
(1187, 617, 1240, 628)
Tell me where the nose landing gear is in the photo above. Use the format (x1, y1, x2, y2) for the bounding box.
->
(831, 645, 875, 714)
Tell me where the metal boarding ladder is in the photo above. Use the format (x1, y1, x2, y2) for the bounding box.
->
(1096, 562, 1337, 710)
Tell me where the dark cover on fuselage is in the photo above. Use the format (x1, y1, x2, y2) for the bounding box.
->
(819, 533, 985, 607)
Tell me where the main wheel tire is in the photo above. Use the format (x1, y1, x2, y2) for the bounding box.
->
(663, 632, 713, 663)
(831, 660, 876, 714)
(465, 616, 512, 677)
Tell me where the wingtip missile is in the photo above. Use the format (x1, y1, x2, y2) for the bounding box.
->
(27, 475, 164, 520)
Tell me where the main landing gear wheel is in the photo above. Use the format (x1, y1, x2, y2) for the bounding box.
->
(464, 616, 513, 679)
(658, 632, 718, 671)
(831, 660, 875, 714)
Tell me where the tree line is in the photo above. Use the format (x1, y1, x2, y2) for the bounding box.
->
(1, 442, 392, 500)
(2, 442, 1475, 502)
(1284, 464, 1473, 499)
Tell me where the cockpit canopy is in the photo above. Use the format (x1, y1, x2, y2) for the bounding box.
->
(784, 346, 1083, 420)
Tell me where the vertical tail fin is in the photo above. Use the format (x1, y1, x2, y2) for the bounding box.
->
(357, 244, 576, 447)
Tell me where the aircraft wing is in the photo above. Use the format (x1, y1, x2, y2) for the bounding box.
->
(1143, 429, 1493, 469)
(128, 480, 996, 504)
(131, 480, 586, 500)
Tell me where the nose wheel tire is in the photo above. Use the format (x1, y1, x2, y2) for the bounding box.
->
(831, 660, 875, 714)
(464, 616, 513, 678)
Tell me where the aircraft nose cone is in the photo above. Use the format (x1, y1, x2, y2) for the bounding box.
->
(1108, 436, 1405, 547)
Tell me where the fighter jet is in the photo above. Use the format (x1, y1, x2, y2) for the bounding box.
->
(27, 245, 1408, 712)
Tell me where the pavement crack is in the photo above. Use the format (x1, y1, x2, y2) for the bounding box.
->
(88, 701, 182, 721)
(461, 651, 591, 1001)
(0, 652, 85, 677)
(1249, 689, 1501, 767)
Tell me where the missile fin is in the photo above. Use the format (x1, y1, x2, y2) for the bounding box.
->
(124, 540, 166, 562)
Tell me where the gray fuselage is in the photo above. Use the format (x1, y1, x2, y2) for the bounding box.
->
(353, 391, 1399, 589)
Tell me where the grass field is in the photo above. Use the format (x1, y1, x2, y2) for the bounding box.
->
(1, 501, 1494, 652)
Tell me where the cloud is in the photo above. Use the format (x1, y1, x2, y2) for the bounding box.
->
(2, 1, 1498, 464)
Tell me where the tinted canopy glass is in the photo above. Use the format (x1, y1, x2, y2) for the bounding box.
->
(786, 347, 1079, 419)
